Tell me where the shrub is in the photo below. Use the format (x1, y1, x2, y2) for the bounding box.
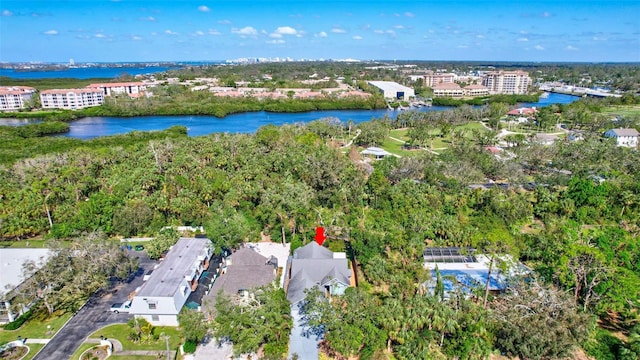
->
(3, 309, 33, 330)
(183, 340, 197, 353)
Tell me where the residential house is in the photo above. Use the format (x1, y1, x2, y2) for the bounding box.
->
(202, 246, 278, 315)
(604, 128, 639, 148)
(0, 249, 50, 324)
(286, 242, 353, 360)
(129, 238, 213, 326)
(360, 147, 392, 160)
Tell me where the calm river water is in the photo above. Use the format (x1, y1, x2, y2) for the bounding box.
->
(0, 93, 579, 139)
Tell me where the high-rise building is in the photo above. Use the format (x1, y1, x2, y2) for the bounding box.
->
(482, 70, 531, 94)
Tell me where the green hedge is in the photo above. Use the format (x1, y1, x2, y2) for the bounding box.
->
(3, 309, 34, 330)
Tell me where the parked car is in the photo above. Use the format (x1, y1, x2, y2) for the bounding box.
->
(110, 300, 132, 313)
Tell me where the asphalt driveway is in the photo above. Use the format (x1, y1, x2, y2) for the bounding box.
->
(33, 251, 156, 360)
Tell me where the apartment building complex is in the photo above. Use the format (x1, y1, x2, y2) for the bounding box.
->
(432, 83, 489, 97)
(40, 88, 104, 110)
(0, 86, 37, 111)
(482, 70, 531, 94)
(87, 82, 147, 97)
(422, 71, 456, 87)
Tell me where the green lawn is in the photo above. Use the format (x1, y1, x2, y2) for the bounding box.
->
(0, 239, 48, 248)
(389, 128, 409, 140)
(90, 324, 182, 351)
(0, 312, 72, 344)
(603, 104, 640, 117)
(21, 343, 45, 360)
(110, 355, 162, 359)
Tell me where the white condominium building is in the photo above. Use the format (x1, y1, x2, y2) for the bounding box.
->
(40, 88, 104, 110)
(0, 86, 37, 111)
(87, 82, 147, 97)
(482, 70, 531, 94)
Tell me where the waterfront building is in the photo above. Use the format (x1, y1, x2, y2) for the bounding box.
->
(40, 88, 104, 110)
(0, 86, 37, 111)
(463, 84, 490, 97)
(87, 82, 147, 97)
(432, 82, 464, 97)
(604, 128, 639, 148)
(482, 70, 531, 94)
(422, 71, 456, 87)
(367, 81, 415, 100)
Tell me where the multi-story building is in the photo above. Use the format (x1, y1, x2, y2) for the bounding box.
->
(87, 82, 147, 97)
(130, 237, 213, 326)
(422, 71, 456, 87)
(0, 86, 37, 111)
(432, 82, 464, 97)
(482, 70, 531, 94)
(40, 88, 104, 110)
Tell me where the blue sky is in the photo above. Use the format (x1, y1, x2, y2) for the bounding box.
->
(1, 0, 638, 62)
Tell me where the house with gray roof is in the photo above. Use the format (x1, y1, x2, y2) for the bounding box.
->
(604, 128, 639, 147)
(285, 242, 351, 304)
(130, 237, 213, 326)
(202, 246, 277, 314)
(286, 242, 353, 360)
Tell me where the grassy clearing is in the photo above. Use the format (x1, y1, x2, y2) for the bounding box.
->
(110, 355, 162, 359)
(90, 324, 182, 351)
(603, 104, 640, 118)
(0, 311, 72, 344)
(0, 239, 48, 248)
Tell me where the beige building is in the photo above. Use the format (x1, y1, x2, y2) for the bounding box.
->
(432, 83, 489, 98)
(422, 71, 456, 87)
(40, 88, 104, 110)
(87, 82, 147, 97)
(482, 70, 531, 94)
(0, 86, 37, 111)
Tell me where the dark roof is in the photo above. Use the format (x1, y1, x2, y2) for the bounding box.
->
(205, 248, 276, 305)
(423, 247, 477, 263)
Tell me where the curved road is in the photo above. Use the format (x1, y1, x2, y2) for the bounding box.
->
(33, 252, 156, 360)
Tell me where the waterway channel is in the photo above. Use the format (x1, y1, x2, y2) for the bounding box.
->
(0, 93, 579, 139)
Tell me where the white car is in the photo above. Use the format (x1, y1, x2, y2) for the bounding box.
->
(110, 300, 132, 313)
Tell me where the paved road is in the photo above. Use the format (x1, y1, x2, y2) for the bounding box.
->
(33, 251, 156, 360)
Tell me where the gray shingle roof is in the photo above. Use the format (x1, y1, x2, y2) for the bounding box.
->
(607, 128, 640, 137)
(293, 242, 333, 259)
(286, 243, 351, 304)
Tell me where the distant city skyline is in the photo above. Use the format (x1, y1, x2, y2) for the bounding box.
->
(1, 0, 638, 63)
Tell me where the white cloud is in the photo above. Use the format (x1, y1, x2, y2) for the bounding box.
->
(193, 30, 205, 36)
(404, 12, 415, 18)
(315, 31, 327, 38)
(2, 10, 13, 16)
(140, 16, 156, 22)
(218, 19, 231, 25)
(476, 34, 485, 39)
(43, 29, 58, 35)
(232, 26, 258, 36)
(352, 35, 363, 40)
(534, 44, 545, 50)
(198, 5, 211, 12)
(457, 44, 469, 49)
(373, 29, 384, 34)
(394, 25, 404, 29)
(131, 35, 143, 41)
(566, 45, 578, 51)
(517, 37, 529, 42)
(331, 27, 346, 33)
(208, 29, 221, 35)
(266, 39, 285, 44)
(593, 36, 607, 41)
(269, 33, 283, 38)
(95, 33, 106, 38)
(275, 26, 297, 35)
(165, 29, 179, 35)
(541, 11, 551, 17)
